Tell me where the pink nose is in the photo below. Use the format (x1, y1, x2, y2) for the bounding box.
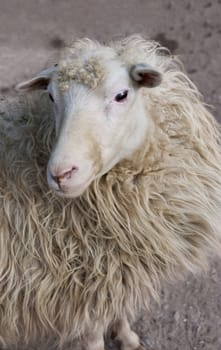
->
(50, 166, 79, 185)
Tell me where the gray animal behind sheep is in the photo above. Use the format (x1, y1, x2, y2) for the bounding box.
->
(0, 35, 221, 349)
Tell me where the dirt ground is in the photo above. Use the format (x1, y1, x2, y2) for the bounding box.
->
(0, 1, 221, 349)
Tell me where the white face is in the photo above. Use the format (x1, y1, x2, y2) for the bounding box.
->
(46, 60, 150, 198)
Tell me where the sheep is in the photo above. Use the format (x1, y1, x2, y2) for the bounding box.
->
(0, 35, 221, 350)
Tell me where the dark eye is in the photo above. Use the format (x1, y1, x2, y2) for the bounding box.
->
(115, 90, 128, 102)
(48, 93, 54, 102)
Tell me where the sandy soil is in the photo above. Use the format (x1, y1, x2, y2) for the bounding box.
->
(0, 1, 221, 349)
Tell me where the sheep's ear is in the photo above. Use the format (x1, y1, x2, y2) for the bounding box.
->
(15, 66, 57, 91)
(130, 63, 162, 88)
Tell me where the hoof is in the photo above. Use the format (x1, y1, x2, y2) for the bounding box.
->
(110, 329, 117, 340)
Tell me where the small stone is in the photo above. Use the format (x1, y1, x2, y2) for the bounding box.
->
(174, 311, 180, 322)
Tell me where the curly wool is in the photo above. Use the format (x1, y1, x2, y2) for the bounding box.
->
(57, 56, 105, 91)
(55, 40, 111, 91)
(0, 36, 221, 347)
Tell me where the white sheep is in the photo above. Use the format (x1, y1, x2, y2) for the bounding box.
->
(0, 35, 221, 349)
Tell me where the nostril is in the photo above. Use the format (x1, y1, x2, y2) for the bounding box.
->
(60, 166, 78, 181)
(50, 165, 79, 184)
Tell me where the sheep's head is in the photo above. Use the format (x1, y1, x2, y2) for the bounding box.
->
(16, 42, 162, 198)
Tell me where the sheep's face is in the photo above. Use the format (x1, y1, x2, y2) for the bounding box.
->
(17, 55, 161, 198)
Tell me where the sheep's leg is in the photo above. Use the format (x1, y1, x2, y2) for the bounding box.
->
(113, 318, 142, 350)
(85, 325, 105, 350)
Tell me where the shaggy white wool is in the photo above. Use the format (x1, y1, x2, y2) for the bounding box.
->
(0, 36, 221, 347)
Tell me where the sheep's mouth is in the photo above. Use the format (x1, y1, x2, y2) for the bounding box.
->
(54, 177, 93, 198)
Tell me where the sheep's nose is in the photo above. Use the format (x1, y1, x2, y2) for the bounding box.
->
(50, 166, 79, 185)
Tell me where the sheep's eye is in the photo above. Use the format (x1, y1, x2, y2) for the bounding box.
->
(49, 93, 54, 102)
(115, 90, 128, 102)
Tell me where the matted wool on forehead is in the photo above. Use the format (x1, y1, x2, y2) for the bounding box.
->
(56, 51, 106, 92)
